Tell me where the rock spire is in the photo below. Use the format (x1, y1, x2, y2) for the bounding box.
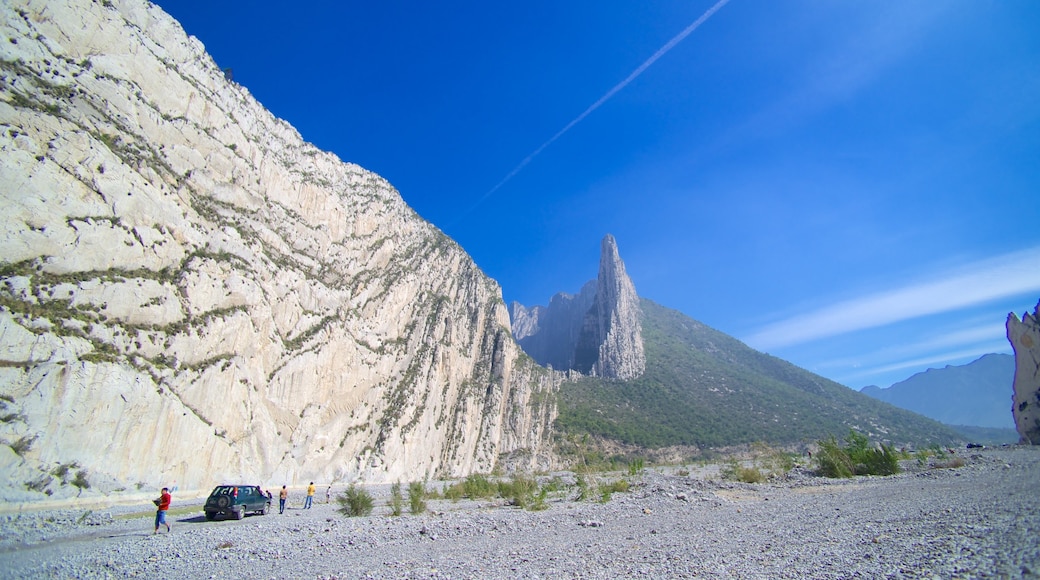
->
(511, 235, 645, 380)
(1007, 300, 1040, 444)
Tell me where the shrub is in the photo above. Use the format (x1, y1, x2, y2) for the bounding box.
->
(721, 461, 766, 483)
(628, 458, 645, 476)
(442, 473, 500, 501)
(815, 435, 855, 478)
(442, 482, 463, 502)
(337, 484, 374, 517)
(26, 476, 51, 492)
(575, 474, 595, 502)
(10, 435, 35, 456)
(407, 481, 426, 515)
(462, 474, 496, 499)
(855, 443, 900, 476)
(527, 487, 549, 511)
(51, 462, 78, 481)
(598, 478, 630, 503)
(814, 430, 901, 478)
(498, 475, 539, 508)
(388, 482, 403, 516)
(71, 469, 90, 490)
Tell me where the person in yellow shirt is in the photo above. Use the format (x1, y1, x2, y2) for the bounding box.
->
(304, 482, 315, 509)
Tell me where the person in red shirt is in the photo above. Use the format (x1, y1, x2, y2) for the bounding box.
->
(154, 487, 171, 534)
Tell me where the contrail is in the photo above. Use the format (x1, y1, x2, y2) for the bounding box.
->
(472, 0, 732, 208)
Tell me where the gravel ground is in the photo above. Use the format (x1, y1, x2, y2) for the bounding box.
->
(1, 446, 1038, 579)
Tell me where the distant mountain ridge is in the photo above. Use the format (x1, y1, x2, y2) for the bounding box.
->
(860, 354, 1015, 429)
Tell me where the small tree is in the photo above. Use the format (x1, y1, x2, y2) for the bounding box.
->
(337, 484, 374, 517)
(388, 482, 403, 516)
(407, 481, 426, 515)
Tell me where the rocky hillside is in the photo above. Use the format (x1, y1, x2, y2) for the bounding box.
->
(0, 0, 557, 503)
(860, 354, 1015, 429)
(512, 240, 959, 453)
(555, 300, 964, 453)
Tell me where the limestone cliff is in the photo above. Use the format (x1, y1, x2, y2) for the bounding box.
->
(1007, 301, 1040, 444)
(0, 0, 557, 503)
(510, 235, 645, 380)
(511, 281, 596, 372)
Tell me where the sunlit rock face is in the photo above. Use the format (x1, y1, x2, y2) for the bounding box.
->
(511, 234, 645, 380)
(1008, 301, 1040, 445)
(0, 0, 557, 502)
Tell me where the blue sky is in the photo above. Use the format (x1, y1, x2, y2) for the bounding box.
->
(153, 1, 1040, 390)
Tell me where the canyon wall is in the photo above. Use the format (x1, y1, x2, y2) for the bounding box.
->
(0, 0, 557, 502)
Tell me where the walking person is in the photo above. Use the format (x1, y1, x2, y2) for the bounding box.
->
(153, 487, 171, 534)
(304, 482, 315, 509)
(325, 485, 331, 504)
(279, 485, 287, 514)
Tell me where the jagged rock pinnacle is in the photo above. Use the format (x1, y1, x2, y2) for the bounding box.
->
(513, 235, 645, 380)
(1008, 300, 1040, 444)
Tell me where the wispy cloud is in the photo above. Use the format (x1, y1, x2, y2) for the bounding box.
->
(814, 320, 1009, 373)
(470, 0, 732, 210)
(745, 246, 1040, 350)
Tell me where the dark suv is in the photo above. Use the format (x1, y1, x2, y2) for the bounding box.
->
(204, 485, 271, 520)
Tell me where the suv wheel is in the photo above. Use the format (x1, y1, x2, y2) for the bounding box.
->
(260, 502, 269, 516)
(205, 511, 216, 521)
(233, 506, 244, 520)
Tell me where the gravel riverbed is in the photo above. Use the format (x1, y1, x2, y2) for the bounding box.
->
(1, 446, 1038, 579)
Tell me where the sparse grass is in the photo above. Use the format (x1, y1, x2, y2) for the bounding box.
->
(933, 457, 966, 469)
(337, 484, 374, 517)
(720, 443, 794, 483)
(721, 461, 766, 483)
